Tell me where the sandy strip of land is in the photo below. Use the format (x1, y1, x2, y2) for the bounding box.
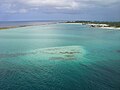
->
(0, 22, 58, 30)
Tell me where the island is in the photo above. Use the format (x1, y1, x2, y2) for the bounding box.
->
(66, 21, 120, 29)
(0, 25, 32, 30)
(0, 22, 58, 30)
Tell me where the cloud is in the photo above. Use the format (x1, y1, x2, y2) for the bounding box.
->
(0, 0, 120, 14)
(85, 0, 120, 5)
(21, 0, 120, 8)
(21, 0, 79, 10)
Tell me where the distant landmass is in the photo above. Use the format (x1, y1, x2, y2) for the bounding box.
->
(0, 21, 120, 30)
(66, 21, 120, 28)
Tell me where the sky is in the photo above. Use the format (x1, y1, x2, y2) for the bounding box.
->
(0, 0, 120, 21)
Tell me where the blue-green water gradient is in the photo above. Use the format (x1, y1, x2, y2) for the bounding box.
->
(0, 23, 120, 90)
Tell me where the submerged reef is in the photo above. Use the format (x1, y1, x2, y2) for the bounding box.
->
(0, 46, 86, 60)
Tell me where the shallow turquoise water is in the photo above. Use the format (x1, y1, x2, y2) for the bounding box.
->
(0, 23, 120, 90)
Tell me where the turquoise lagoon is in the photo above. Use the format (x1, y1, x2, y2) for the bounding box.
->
(0, 23, 120, 90)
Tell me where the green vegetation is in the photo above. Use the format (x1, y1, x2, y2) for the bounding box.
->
(66, 21, 120, 27)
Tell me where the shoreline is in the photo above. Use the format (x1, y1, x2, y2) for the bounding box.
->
(91, 26, 120, 30)
(0, 22, 120, 30)
(0, 25, 31, 30)
(0, 22, 58, 30)
(65, 21, 120, 30)
(65, 22, 120, 30)
(87, 23, 120, 30)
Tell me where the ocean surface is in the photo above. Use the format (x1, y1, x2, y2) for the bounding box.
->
(0, 21, 58, 27)
(0, 22, 120, 90)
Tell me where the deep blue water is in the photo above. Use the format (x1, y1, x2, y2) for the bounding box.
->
(0, 23, 120, 90)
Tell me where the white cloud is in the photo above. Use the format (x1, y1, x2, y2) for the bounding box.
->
(80, 0, 120, 6)
(0, 0, 120, 14)
(19, 0, 120, 11)
(4, 9, 28, 13)
(21, 0, 79, 10)
(19, 9, 28, 13)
